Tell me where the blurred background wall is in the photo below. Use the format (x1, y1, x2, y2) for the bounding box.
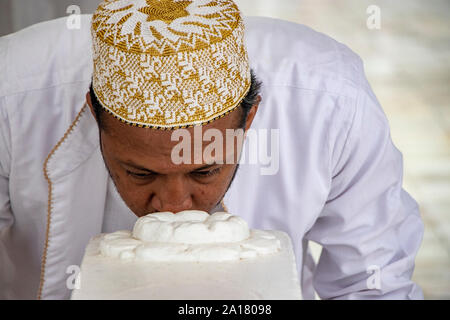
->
(0, 0, 449, 299)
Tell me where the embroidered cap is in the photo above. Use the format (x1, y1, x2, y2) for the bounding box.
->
(91, 0, 251, 129)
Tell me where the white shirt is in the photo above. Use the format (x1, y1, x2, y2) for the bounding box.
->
(0, 15, 424, 299)
(101, 177, 137, 234)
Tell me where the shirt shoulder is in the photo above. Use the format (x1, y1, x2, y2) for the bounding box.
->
(244, 16, 364, 99)
(0, 14, 93, 98)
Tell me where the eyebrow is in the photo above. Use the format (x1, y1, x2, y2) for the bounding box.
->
(121, 161, 158, 173)
(120, 161, 219, 174)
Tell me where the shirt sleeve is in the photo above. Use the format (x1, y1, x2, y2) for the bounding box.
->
(0, 97, 13, 233)
(305, 75, 424, 299)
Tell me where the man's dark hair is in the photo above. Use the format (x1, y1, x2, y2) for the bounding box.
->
(89, 68, 262, 130)
(237, 69, 262, 128)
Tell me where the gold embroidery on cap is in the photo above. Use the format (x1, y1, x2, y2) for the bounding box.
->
(91, 0, 251, 129)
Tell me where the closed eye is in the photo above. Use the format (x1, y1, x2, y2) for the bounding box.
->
(126, 170, 155, 179)
(191, 167, 221, 177)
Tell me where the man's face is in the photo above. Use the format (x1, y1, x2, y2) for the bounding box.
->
(87, 94, 259, 217)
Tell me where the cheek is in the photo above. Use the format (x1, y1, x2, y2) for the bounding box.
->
(192, 186, 219, 210)
(193, 165, 236, 208)
(116, 182, 151, 215)
(107, 165, 149, 212)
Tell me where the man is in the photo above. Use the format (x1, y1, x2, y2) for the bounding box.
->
(0, 0, 424, 299)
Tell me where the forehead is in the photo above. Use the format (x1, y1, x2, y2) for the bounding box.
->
(101, 108, 242, 171)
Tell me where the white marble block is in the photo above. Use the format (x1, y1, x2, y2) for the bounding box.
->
(71, 211, 302, 300)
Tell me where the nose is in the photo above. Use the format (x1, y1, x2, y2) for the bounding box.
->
(151, 175, 193, 213)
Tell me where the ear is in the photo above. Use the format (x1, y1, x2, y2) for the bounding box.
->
(244, 94, 261, 132)
(86, 91, 97, 121)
